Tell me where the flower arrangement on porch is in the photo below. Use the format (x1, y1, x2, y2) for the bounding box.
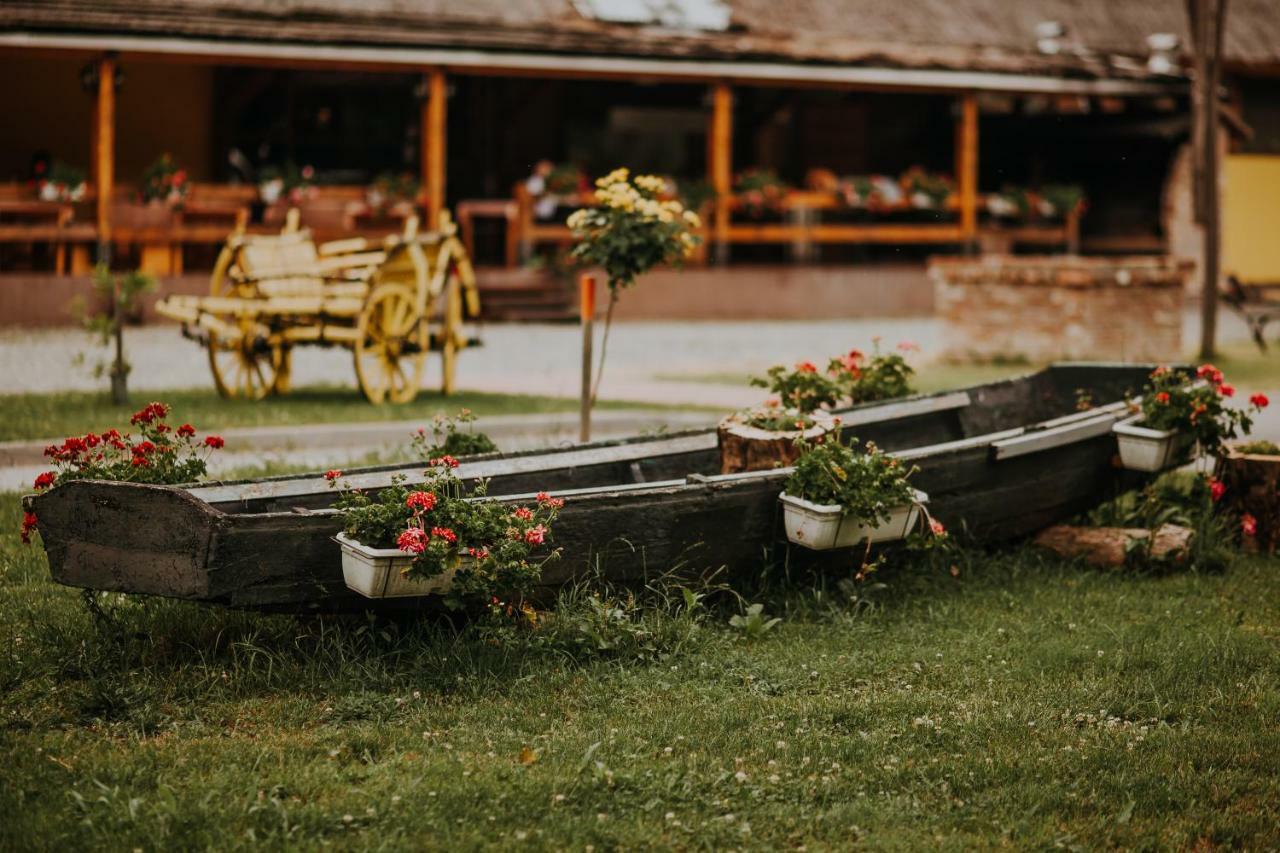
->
(21, 402, 225, 544)
(779, 436, 933, 557)
(37, 161, 87, 203)
(527, 160, 591, 220)
(329, 460, 563, 604)
(258, 162, 316, 206)
(987, 184, 1087, 221)
(900, 167, 954, 209)
(140, 153, 190, 206)
(733, 168, 789, 216)
(568, 167, 702, 411)
(366, 171, 419, 217)
(1114, 364, 1268, 471)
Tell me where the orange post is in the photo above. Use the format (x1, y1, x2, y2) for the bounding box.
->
(956, 92, 979, 245)
(95, 55, 116, 263)
(579, 273, 596, 443)
(422, 69, 447, 231)
(709, 82, 733, 265)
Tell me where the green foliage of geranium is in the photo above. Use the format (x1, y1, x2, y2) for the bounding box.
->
(785, 437, 917, 527)
(827, 342, 917, 404)
(331, 463, 563, 606)
(140, 153, 189, 204)
(410, 409, 498, 460)
(749, 361, 841, 415)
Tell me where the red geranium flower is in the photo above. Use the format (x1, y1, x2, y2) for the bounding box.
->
(1155, 392, 1170, 404)
(1219, 384, 1235, 398)
(20, 511, 38, 544)
(177, 423, 196, 437)
(204, 435, 225, 449)
(467, 547, 490, 560)
(536, 492, 564, 509)
(429, 455, 460, 468)
(396, 527, 428, 554)
(33, 471, 56, 490)
(324, 469, 342, 482)
(1242, 513, 1258, 537)
(513, 506, 534, 521)
(795, 361, 817, 374)
(430, 526, 458, 544)
(1208, 478, 1226, 502)
(929, 518, 946, 536)
(1250, 393, 1269, 409)
(406, 491, 437, 512)
(524, 524, 547, 545)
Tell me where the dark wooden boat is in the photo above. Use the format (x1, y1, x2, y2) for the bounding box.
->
(30, 363, 1155, 611)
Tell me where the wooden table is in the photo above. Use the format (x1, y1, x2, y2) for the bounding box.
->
(457, 198, 519, 268)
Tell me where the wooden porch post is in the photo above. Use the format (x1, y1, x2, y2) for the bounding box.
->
(95, 55, 116, 267)
(709, 82, 733, 265)
(422, 69, 447, 231)
(956, 92, 979, 249)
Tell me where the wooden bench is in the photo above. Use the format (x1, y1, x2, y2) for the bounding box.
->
(1223, 275, 1280, 351)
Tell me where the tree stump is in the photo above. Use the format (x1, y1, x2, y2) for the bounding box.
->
(1033, 524, 1192, 567)
(718, 411, 836, 474)
(1216, 447, 1280, 553)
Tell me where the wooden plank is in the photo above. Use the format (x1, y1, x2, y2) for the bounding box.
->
(991, 414, 1119, 460)
(724, 223, 966, 244)
(839, 391, 969, 426)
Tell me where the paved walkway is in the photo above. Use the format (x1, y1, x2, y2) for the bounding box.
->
(0, 311, 1250, 406)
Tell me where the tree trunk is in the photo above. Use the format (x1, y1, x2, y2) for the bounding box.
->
(1216, 448, 1280, 553)
(718, 412, 835, 474)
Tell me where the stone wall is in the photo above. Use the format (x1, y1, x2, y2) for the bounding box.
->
(930, 256, 1192, 363)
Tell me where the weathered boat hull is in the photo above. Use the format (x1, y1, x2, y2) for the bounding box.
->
(31, 364, 1157, 611)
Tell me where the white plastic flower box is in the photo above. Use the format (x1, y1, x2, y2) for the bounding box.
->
(779, 489, 929, 550)
(334, 532, 457, 598)
(1112, 416, 1195, 473)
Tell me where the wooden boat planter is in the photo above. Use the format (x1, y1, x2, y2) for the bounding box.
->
(29, 364, 1157, 612)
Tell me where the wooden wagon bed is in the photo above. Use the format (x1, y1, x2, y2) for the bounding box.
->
(29, 364, 1158, 612)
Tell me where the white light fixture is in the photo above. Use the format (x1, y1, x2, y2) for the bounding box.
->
(1146, 33, 1180, 74)
(575, 0, 731, 31)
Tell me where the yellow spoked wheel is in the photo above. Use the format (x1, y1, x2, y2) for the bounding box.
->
(208, 319, 288, 400)
(354, 283, 428, 404)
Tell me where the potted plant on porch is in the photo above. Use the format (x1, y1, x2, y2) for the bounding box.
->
(1113, 364, 1267, 472)
(329, 458, 563, 604)
(779, 436, 929, 550)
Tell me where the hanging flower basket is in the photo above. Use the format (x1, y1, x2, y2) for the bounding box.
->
(335, 532, 459, 598)
(1113, 416, 1195, 472)
(780, 489, 928, 550)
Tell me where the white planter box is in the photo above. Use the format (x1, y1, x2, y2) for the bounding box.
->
(1113, 416, 1194, 472)
(334, 532, 457, 598)
(779, 489, 928, 550)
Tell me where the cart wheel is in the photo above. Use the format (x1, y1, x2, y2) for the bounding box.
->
(208, 321, 287, 401)
(440, 275, 462, 396)
(354, 283, 427, 404)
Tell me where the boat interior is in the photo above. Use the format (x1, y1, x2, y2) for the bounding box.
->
(183, 364, 1155, 516)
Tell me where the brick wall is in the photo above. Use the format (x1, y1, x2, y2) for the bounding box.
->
(930, 256, 1192, 363)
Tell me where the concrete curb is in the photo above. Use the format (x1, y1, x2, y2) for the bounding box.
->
(0, 408, 716, 468)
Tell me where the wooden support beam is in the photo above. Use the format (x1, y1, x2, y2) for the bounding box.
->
(94, 55, 116, 261)
(956, 92, 979, 244)
(708, 82, 733, 265)
(422, 69, 447, 231)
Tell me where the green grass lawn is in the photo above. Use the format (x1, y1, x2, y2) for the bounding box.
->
(2, 489, 1278, 850)
(658, 339, 1280, 397)
(0, 386, 704, 443)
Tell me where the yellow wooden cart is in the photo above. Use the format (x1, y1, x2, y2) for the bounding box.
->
(156, 210, 480, 403)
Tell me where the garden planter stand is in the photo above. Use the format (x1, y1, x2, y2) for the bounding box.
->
(1113, 417, 1194, 472)
(335, 533, 458, 598)
(779, 489, 928, 550)
(718, 411, 837, 474)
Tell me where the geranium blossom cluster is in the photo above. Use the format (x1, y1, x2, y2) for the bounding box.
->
(745, 340, 917, 428)
(1140, 364, 1267, 456)
(21, 402, 223, 545)
(567, 167, 702, 293)
(331, 463, 564, 606)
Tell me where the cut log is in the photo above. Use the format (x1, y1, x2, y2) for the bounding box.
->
(1216, 448, 1280, 554)
(1033, 523, 1192, 567)
(718, 411, 837, 474)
